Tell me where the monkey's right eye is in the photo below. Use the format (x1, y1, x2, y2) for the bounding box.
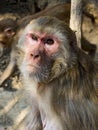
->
(30, 34, 38, 41)
(43, 38, 54, 45)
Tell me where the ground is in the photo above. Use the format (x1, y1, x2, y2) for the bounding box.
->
(0, 1, 98, 130)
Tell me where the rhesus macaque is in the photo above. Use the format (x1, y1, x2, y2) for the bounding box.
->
(16, 16, 98, 130)
(0, 14, 19, 86)
(0, 3, 96, 87)
(0, 13, 19, 57)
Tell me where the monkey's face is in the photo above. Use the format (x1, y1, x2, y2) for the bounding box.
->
(0, 18, 17, 49)
(0, 28, 16, 48)
(18, 16, 77, 83)
(19, 31, 60, 82)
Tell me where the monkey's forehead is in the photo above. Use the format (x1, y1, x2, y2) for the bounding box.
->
(24, 18, 65, 39)
(26, 23, 56, 35)
(26, 16, 74, 35)
(26, 16, 65, 33)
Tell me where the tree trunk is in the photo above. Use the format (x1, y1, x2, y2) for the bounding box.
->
(70, 0, 82, 48)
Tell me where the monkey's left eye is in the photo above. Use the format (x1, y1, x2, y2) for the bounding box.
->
(30, 34, 38, 41)
(44, 38, 54, 45)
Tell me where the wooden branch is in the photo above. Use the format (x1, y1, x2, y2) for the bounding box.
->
(70, 0, 82, 48)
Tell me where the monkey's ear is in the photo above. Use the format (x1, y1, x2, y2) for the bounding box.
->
(4, 27, 16, 37)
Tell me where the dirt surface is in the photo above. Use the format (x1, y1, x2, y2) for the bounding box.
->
(0, 1, 98, 130)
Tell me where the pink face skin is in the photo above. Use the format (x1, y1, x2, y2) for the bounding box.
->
(25, 31, 60, 55)
(23, 31, 60, 72)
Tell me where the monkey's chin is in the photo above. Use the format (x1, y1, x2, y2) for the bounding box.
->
(25, 65, 50, 83)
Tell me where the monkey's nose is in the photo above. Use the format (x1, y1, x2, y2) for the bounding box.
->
(30, 52, 40, 60)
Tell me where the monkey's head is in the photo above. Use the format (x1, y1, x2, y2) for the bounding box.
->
(17, 16, 78, 83)
(0, 18, 18, 48)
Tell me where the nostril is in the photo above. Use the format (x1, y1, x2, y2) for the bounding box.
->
(30, 53, 40, 59)
(34, 55, 39, 58)
(30, 54, 33, 57)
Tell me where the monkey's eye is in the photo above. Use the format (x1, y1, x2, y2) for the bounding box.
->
(44, 38, 54, 45)
(30, 34, 38, 41)
(4, 28, 13, 33)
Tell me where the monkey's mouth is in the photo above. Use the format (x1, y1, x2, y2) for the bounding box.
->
(26, 63, 40, 73)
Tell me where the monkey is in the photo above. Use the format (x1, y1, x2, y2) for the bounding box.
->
(0, 3, 96, 87)
(15, 16, 98, 130)
(0, 13, 19, 57)
(0, 13, 20, 86)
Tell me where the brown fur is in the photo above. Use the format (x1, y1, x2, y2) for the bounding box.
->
(16, 16, 98, 130)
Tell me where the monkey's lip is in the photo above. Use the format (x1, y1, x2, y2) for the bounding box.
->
(26, 64, 39, 72)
